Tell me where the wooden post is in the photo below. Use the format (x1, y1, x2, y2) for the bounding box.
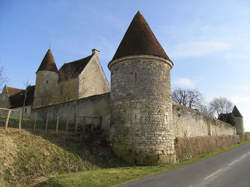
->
(18, 109, 22, 131)
(56, 115, 59, 134)
(5, 110, 11, 130)
(33, 113, 37, 131)
(45, 113, 48, 132)
(66, 119, 69, 133)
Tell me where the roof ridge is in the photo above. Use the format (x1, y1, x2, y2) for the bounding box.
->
(58, 54, 94, 82)
(60, 54, 93, 68)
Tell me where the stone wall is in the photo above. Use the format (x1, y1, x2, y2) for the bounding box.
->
(109, 56, 175, 165)
(10, 106, 32, 118)
(33, 71, 59, 108)
(58, 78, 79, 103)
(33, 93, 110, 133)
(79, 55, 109, 99)
(172, 103, 236, 137)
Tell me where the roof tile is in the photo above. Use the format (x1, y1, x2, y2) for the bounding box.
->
(111, 11, 172, 62)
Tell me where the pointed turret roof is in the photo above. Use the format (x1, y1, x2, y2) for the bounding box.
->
(111, 11, 172, 62)
(37, 49, 58, 73)
(232, 106, 242, 117)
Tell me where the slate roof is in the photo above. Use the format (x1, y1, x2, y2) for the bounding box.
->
(59, 54, 93, 81)
(232, 106, 242, 117)
(111, 11, 172, 62)
(37, 49, 58, 73)
(9, 86, 35, 108)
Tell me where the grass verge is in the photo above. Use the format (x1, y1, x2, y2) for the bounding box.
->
(40, 139, 250, 187)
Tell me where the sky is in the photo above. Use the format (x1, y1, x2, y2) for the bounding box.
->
(0, 0, 249, 130)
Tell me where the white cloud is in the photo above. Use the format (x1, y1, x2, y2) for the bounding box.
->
(174, 78, 195, 88)
(169, 41, 232, 59)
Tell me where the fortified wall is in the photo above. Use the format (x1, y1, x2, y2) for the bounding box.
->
(33, 96, 237, 140)
(33, 93, 110, 134)
(172, 103, 236, 137)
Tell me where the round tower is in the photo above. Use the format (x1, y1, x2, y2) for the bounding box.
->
(33, 49, 59, 108)
(232, 106, 244, 135)
(108, 12, 175, 165)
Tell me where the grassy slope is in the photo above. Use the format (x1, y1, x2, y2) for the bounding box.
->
(40, 139, 250, 187)
(0, 127, 125, 187)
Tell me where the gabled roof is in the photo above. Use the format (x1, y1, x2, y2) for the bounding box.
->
(37, 49, 58, 73)
(59, 54, 93, 81)
(111, 11, 172, 62)
(9, 85, 35, 108)
(232, 106, 242, 117)
(5, 86, 23, 97)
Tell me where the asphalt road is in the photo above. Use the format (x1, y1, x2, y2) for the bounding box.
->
(116, 143, 250, 187)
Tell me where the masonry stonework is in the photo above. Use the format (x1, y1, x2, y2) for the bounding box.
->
(108, 56, 175, 165)
(33, 71, 59, 108)
(172, 103, 236, 137)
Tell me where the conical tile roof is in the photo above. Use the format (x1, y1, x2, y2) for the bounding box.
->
(37, 49, 58, 73)
(111, 11, 172, 62)
(232, 106, 242, 117)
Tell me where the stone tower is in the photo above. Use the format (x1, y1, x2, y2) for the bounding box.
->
(108, 12, 176, 165)
(232, 106, 244, 135)
(33, 49, 59, 108)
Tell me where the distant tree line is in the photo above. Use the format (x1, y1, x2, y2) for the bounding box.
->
(172, 88, 233, 119)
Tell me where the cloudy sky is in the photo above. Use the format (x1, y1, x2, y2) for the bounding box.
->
(1, 0, 249, 130)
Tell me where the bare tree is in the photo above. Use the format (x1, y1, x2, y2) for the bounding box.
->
(197, 103, 213, 117)
(172, 88, 203, 109)
(209, 97, 233, 118)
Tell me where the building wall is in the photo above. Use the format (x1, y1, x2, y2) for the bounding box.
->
(10, 106, 32, 118)
(0, 88, 9, 108)
(33, 71, 59, 108)
(58, 78, 79, 103)
(233, 116, 244, 135)
(33, 93, 110, 134)
(109, 56, 175, 165)
(172, 103, 236, 137)
(78, 55, 109, 98)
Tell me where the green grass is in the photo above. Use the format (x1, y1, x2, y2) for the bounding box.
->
(41, 139, 250, 187)
(0, 178, 16, 187)
(0, 128, 124, 187)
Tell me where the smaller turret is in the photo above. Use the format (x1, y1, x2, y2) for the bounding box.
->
(33, 49, 59, 108)
(231, 106, 244, 135)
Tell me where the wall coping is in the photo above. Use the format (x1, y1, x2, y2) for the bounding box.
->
(108, 55, 174, 70)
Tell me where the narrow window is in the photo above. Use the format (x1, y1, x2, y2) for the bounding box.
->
(46, 80, 48, 84)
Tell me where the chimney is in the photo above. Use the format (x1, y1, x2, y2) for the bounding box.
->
(92, 49, 100, 55)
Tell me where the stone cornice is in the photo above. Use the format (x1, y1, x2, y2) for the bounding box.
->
(108, 55, 174, 70)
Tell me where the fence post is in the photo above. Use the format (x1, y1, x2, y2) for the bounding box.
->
(66, 119, 69, 133)
(56, 115, 59, 134)
(18, 109, 22, 131)
(33, 112, 37, 131)
(45, 113, 48, 133)
(5, 110, 11, 130)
